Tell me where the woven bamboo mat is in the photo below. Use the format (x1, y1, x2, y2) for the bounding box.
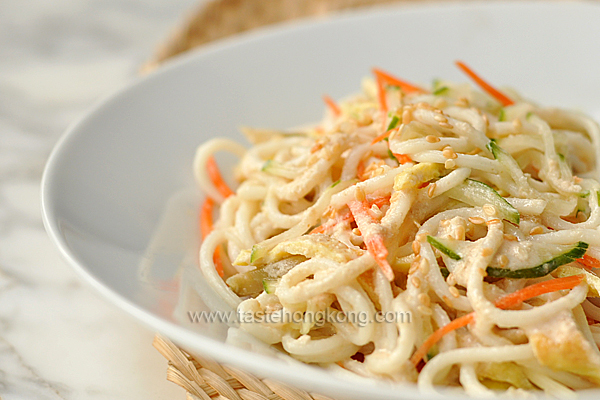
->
(149, 1, 421, 398)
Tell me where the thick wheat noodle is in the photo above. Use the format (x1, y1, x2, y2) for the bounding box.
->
(418, 344, 535, 393)
(193, 72, 600, 396)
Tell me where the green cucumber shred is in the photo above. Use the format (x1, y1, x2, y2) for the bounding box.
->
(447, 179, 520, 225)
(433, 86, 449, 96)
(486, 242, 588, 279)
(498, 108, 506, 122)
(427, 236, 462, 260)
(262, 278, 279, 294)
(386, 115, 400, 131)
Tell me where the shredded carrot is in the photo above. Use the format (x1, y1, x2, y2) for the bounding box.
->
(455, 61, 514, 107)
(493, 274, 584, 310)
(409, 313, 474, 366)
(372, 68, 427, 94)
(323, 95, 342, 117)
(577, 254, 600, 271)
(310, 210, 353, 235)
(394, 153, 412, 165)
(207, 156, 235, 198)
(199, 197, 224, 277)
(348, 200, 394, 281)
(357, 159, 366, 180)
(200, 197, 215, 239)
(371, 127, 399, 145)
(375, 72, 388, 116)
(410, 274, 585, 366)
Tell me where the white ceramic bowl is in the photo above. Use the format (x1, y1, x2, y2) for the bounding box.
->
(42, 2, 600, 398)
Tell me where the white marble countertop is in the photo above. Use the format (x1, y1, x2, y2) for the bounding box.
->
(0, 0, 203, 398)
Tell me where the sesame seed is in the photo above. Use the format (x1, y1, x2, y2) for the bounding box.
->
(417, 305, 433, 315)
(482, 247, 493, 257)
(504, 234, 518, 241)
(469, 216, 485, 225)
(439, 122, 453, 130)
(416, 233, 428, 242)
(483, 204, 496, 216)
(418, 293, 430, 306)
(513, 118, 522, 129)
(402, 109, 412, 124)
(352, 228, 362, 236)
(354, 187, 366, 202)
(444, 159, 456, 169)
(442, 146, 458, 159)
(420, 259, 430, 274)
(434, 114, 448, 123)
(412, 240, 421, 254)
(482, 114, 490, 127)
(426, 135, 440, 143)
(487, 218, 502, 225)
(433, 98, 447, 109)
(414, 254, 422, 263)
(427, 183, 436, 198)
(529, 226, 545, 236)
(442, 296, 452, 306)
(411, 276, 421, 288)
(455, 97, 469, 107)
(408, 263, 418, 275)
(449, 286, 460, 298)
(499, 254, 509, 267)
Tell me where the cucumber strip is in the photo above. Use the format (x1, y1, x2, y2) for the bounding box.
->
(226, 268, 268, 296)
(250, 244, 267, 264)
(487, 141, 526, 186)
(448, 179, 520, 225)
(486, 242, 588, 279)
(262, 278, 279, 294)
(386, 115, 400, 131)
(554, 265, 600, 297)
(427, 236, 461, 260)
(498, 108, 506, 122)
(433, 86, 449, 96)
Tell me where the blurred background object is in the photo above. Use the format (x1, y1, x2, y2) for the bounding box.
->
(143, 0, 454, 71)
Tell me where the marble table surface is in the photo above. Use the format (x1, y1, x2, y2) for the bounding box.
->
(0, 0, 205, 398)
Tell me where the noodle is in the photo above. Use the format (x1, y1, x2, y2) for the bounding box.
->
(194, 66, 600, 395)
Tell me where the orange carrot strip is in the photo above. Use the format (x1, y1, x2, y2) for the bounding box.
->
(323, 95, 342, 117)
(200, 197, 215, 239)
(410, 313, 475, 366)
(213, 248, 225, 278)
(455, 61, 514, 107)
(357, 159, 366, 180)
(411, 274, 585, 366)
(311, 211, 353, 235)
(375, 72, 388, 115)
(348, 200, 394, 281)
(493, 274, 584, 310)
(577, 254, 600, 271)
(371, 127, 399, 145)
(199, 197, 224, 277)
(394, 153, 412, 165)
(372, 68, 427, 94)
(207, 156, 235, 198)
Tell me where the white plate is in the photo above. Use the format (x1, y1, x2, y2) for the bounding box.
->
(42, 2, 600, 399)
